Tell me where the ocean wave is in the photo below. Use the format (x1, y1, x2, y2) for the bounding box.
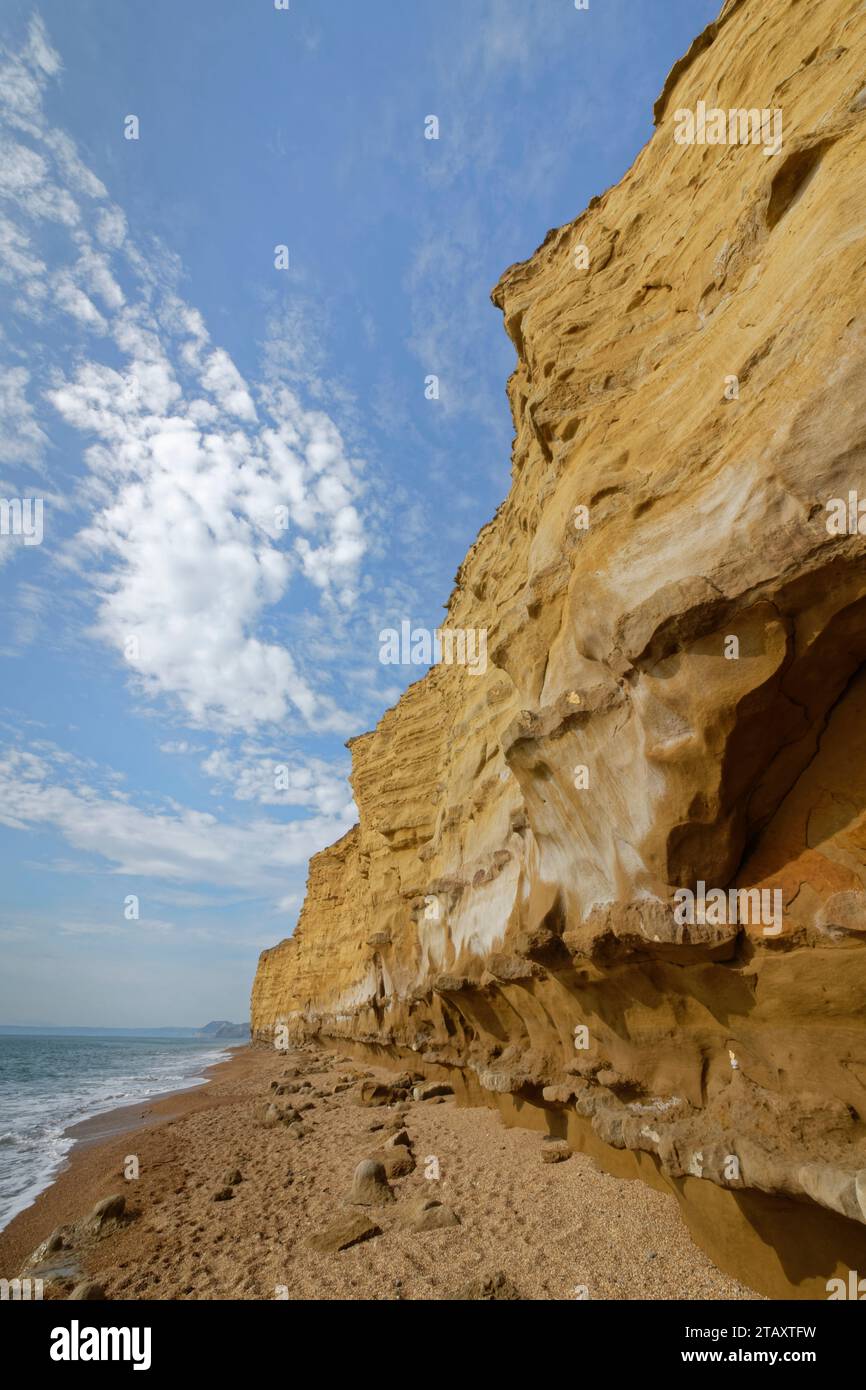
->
(0, 1038, 233, 1232)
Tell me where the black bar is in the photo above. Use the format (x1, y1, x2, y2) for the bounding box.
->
(6, 1296, 859, 1375)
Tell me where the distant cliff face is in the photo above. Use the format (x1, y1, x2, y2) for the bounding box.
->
(252, 0, 866, 1294)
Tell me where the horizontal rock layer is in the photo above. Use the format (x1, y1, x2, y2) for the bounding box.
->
(252, 0, 866, 1296)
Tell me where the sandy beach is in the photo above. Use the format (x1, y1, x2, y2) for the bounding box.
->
(0, 1043, 759, 1301)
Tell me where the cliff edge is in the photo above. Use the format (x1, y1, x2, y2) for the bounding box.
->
(252, 0, 866, 1297)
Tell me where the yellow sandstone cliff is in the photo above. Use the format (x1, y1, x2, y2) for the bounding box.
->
(252, 0, 866, 1296)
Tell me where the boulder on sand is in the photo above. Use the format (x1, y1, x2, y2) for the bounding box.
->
(372, 1147, 416, 1179)
(349, 1158, 394, 1205)
(540, 1138, 571, 1164)
(78, 1195, 125, 1238)
(307, 1213, 382, 1254)
(404, 1195, 460, 1232)
(258, 1101, 299, 1128)
(69, 1280, 105, 1300)
(358, 1080, 409, 1107)
(457, 1270, 522, 1300)
(385, 1129, 412, 1149)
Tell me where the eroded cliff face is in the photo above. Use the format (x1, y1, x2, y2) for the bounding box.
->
(252, 0, 866, 1295)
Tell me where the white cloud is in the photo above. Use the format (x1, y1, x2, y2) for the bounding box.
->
(0, 579, 50, 649)
(159, 740, 203, 756)
(94, 205, 127, 249)
(0, 210, 43, 273)
(23, 15, 61, 79)
(0, 138, 79, 224)
(44, 129, 107, 199)
(0, 17, 60, 133)
(200, 348, 257, 422)
(0, 137, 47, 194)
(0, 365, 48, 467)
(0, 745, 355, 892)
(54, 272, 108, 330)
(74, 241, 125, 310)
(58, 917, 174, 938)
(1, 16, 370, 735)
(200, 744, 355, 816)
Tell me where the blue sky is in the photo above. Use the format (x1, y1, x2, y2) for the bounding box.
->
(0, 0, 718, 1026)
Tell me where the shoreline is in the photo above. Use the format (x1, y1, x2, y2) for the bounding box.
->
(0, 1042, 759, 1300)
(65, 1045, 247, 1148)
(0, 1045, 252, 1278)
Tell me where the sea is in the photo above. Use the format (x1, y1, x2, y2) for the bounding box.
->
(0, 1033, 235, 1232)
